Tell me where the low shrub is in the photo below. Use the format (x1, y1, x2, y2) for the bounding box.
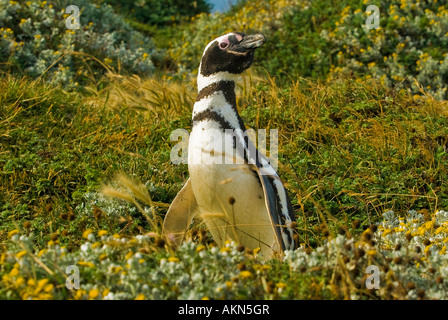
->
(0, 0, 162, 87)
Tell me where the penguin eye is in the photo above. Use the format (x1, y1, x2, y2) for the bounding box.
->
(219, 39, 229, 50)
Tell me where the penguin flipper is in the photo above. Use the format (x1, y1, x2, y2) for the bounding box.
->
(162, 178, 199, 246)
(252, 164, 296, 252)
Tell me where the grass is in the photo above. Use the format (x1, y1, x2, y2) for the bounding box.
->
(0, 73, 191, 250)
(1, 67, 448, 299)
(1, 0, 448, 301)
(241, 73, 448, 245)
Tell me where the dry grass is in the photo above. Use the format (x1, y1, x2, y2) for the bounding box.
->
(83, 72, 195, 117)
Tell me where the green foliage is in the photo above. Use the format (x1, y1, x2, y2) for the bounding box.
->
(0, 0, 161, 87)
(168, 0, 448, 99)
(0, 231, 330, 300)
(0, 75, 189, 249)
(98, 0, 211, 26)
(1, 73, 447, 300)
(3, 209, 448, 299)
(237, 75, 448, 240)
(1, 0, 448, 301)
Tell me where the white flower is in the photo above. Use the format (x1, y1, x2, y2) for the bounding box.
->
(103, 292, 116, 300)
(192, 273, 202, 282)
(211, 247, 219, 254)
(80, 243, 90, 252)
(87, 233, 96, 242)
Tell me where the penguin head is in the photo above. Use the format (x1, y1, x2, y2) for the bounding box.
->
(199, 32, 266, 77)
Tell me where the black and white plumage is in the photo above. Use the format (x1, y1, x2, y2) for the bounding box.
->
(163, 32, 297, 258)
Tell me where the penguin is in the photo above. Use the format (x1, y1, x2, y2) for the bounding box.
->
(162, 32, 297, 259)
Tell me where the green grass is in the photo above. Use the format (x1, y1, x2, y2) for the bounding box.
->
(240, 74, 448, 245)
(1, 0, 448, 300)
(0, 74, 191, 249)
(1, 71, 447, 299)
(167, 0, 448, 99)
(4, 73, 448, 250)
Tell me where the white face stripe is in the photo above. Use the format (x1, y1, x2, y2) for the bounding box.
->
(197, 70, 240, 92)
(201, 33, 236, 56)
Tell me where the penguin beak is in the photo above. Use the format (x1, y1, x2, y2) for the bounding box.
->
(233, 34, 266, 52)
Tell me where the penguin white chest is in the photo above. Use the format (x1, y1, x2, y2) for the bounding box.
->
(188, 122, 280, 253)
(188, 119, 256, 208)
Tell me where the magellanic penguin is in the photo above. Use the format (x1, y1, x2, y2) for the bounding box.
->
(162, 32, 297, 259)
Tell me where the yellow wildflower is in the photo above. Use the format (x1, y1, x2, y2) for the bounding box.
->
(15, 277, 25, 287)
(44, 283, 54, 293)
(91, 242, 101, 249)
(125, 251, 133, 260)
(78, 261, 95, 268)
(9, 268, 19, 276)
(82, 229, 93, 239)
(74, 289, 86, 300)
(38, 293, 53, 300)
(16, 250, 27, 259)
(8, 229, 19, 238)
(37, 278, 49, 288)
(196, 245, 205, 253)
(220, 247, 230, 253)
(102, 289, 110, 297)
(276, 282, 287, 289)
(111, 266, 122, 273)
(435, 226, 445, 234)
(89, 288, 99, 299)
(239, 270, 252, 279)
(98, 230, 108, 237)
